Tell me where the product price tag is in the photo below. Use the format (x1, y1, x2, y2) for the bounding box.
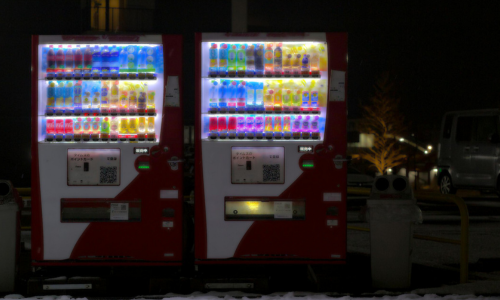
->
(110, 203, 129, 220)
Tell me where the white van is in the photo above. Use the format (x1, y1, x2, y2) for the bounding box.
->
(437, 109, 500, 194)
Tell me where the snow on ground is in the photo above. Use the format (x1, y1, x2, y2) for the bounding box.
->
(4, 292, 500, 300)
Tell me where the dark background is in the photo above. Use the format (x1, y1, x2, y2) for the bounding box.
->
(1, 0, 499, 187)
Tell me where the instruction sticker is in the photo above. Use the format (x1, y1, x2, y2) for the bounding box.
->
(329, 70, 345, 101)
(164, 76, 180, 107)
(274, 201, 293, 219)
(110, 203, 129, 220)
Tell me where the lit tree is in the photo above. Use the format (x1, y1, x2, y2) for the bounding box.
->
(358, 72, 406, 175)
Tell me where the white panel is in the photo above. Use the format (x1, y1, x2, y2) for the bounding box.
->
(201, 140, 321, 259)
(39, 35, 162, 44)
(160, 190, 178, 199)
(38, 143, 145, 260)
(201, 33, 327, 43)
(323, 192, 341, 202)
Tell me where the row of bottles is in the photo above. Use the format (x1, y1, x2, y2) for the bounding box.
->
(45, 117, 156, 142)
(208, 43, 326, 77)
(42, 44, 162, 78)
(208, 79, 325, 113)
(46, 80, 156, 115)
(207, 115, 323, 140)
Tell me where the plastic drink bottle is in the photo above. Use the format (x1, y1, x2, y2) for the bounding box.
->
(73, 81, 82, 113)
(265, 116, 273, 139)
(274, 43, 282, 76)
(119, 83, 128, 113)
(228, 81, 237, 110)
(91, 82, 101, 114)
(146, 46, 156, 72)
(101, 81, 110, 113)
(228, 116, 237, 137)
(91, 117, 101, 138)
(47, 81, 56, 113)
(147, 117, 155, 138)
(137, 46, 147, 73)
(209, 81, 218, 110)
(237, 81, 246, 111)
(218, 116, 227, 137)
(56, 45, 65, 77)
(264, 43, 274, 76)
(47, 45, 56, 74)
(274, 116, 282, 131)
(55, 119, 65, 140)
(45, 119, 55, 138)
(301, 54, 310, 75)
(309, 45, 320, 76)
(237, 117, 245, 133)
(64, 46, 74, 77)
(255, 44, 264, 76)
(73, 118, 82, 139)
(218, 80, 228, 110)
(110, 117, 119, 139)
(74, 45, 83, 77)
(147, 90, 155, 112)
(101, 117, 110, 138)
(64, 81, 74, 113)
(209, 43, 218, 76)
(311, 116, 320, 138)
(283, 53, 292, 76)
(246, 45, 255, 76)
(208, 117, 218, 138)
(82, 82, 91, 113)
(83, 45, 93, 76)
(292, 115, 302, 134)
(82, 117, 92, 139)
(55, 81, 65, 113)
(91, 45, 101, 77)
(228, 45, 237, 76)
(255, 116, 264, 136)
(283, 116, 291, 132)
(110, 45, 119, 76)
(209, 117, 218, 133)
(218, 44, 228, 76)
(302, 116, 311, 138)
(255, 82, 264, 111)
(129, 85, 138, 113)
(126, 45, 138, 72)
(246, 116, 255, 137)
(292, 53, 301, 75)
(274, 84, 282, 112)
(138, 91, 147, 113)
(292, 89, 301, 112)
(119, 47, 128, 72)
(245, 82, 255, 111)
(101, 45, 111, 76)
(283, 89, 291, 112)
(264, 88, 274, 112)
(310, 90, 319, 109)
(110, 81, 119, 113)
(236, 44, 246, 76)
(128, 118, 138, 134)
(138, 117, 146, 133)
(119, 118, 128, 135)
(302, 90, 310, 110)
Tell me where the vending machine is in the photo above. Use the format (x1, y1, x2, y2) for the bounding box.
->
(31, 35, 184, 266)
(194, 33, 348, 263)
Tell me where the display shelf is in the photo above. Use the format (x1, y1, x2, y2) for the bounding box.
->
(43, 138, 157, 143)
(203, 110, 320, 115)
(43, 73, 157, 81)
(43, 112, 157, 117)
(204, 134, 321, 141)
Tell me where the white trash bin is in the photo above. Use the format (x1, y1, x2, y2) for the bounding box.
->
(0, 181, 20, 292)
(366, 175, 422, 289)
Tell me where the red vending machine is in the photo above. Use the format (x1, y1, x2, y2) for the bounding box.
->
(31, 35, 184, 266)
(195, 33, 348, 263)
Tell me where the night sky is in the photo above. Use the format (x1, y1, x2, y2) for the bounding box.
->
(0, 0, 499, 187)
